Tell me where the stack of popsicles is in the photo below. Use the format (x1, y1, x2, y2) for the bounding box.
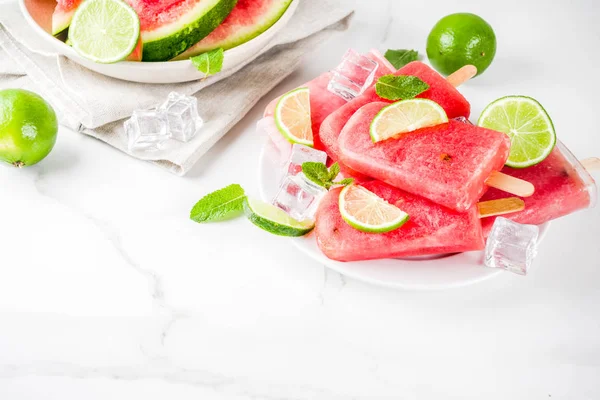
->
(261, 49, 598, 262)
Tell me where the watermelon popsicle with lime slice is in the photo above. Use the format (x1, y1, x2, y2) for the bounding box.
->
(316, 181, 508, 261)
(480, 141, 598, 235)
(337, 102, 514, 212)
(319, 61, 473, 164)
(263, 49, 396, 150)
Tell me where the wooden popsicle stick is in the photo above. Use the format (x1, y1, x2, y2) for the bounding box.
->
(485, 171, 535, 197)
(446, 65, 478, 88)
(582, 157, 600, 171)
(477, 197, 525, 218)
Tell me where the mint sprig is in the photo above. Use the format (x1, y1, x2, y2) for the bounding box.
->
(190, 48, 224, 77)
(190, 183, 245, 223)
(384, 49, 419, 69)
(375, 75, 429, 101)
(302, 162, 354, 189)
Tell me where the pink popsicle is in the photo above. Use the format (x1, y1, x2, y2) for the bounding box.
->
(338, 102, 511, 212)
(319, 61, 472, 164)
(480, 141, 597, 235)
(263, 50, 395, 150)
(315, 181, 485, 262)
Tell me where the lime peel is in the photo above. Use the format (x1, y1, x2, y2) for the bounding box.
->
(244, 197, 314, 237)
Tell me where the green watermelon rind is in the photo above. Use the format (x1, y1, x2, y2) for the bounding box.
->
(175, 0, 293, 60)
(52, 10, 74, 35)
(142, 0, 238, 62)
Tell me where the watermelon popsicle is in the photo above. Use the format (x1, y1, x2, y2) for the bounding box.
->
(337, 102, 514, 212)
(319, 61, 474, 164)
(263, 49, 396, 150)
(315, 181, 524, 262)
(480, 141, 598, 234)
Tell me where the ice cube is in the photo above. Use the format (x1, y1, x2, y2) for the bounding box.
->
(258, 117, 292, 166)
(159, 92, 203, 142)
(484, 217, 540, 275)
(272, 173, 328, 221)
(125, 109, 169, 151)
(286, 144, 328, 177)
(453, 116, 474, 125)
(328, 49, 379, 101)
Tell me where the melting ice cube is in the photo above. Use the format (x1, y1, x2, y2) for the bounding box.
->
(484, 217, 540, 275)
(125, 110, 169, 152)
(159, 92, 203, 142)
(272, 173, 328, 221)
(453, 116, 474, 125)
(258, 117, 292, 166)
(327, 49, 379, 101)
(286, 144, 328, 177)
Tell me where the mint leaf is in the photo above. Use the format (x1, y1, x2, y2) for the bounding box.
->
(384, 49, 418, 69)
(375, 75, 429, 101)
(190, 184, 245, 223)
(302, 162, 330, 188)
(302, 162, 351, 189)
(328, 162, 341, 181)
(334, 178, 354, 186)
(191, 48, 224, 77)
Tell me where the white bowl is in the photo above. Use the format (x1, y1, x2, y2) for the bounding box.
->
(19, 0, 299, 84)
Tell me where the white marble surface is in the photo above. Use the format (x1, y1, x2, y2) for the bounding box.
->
(1, 0, 600, 398)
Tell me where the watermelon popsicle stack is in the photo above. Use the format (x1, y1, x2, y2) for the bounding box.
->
(480, 141, 598, 234)
(337, 102, 517, 212)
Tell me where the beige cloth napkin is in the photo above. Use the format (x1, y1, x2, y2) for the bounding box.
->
(0, 0, 353, 175)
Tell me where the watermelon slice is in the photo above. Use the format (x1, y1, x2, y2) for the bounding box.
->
(125, 0, 238, 61)
(315, 181, 485, 262)
(52, 0, 84, 35)
(126, 36, 144, 61)
(175, 0, 293, 60)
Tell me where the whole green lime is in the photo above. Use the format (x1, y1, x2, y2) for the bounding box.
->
(426, 13, 497, 77)
(0, 89, 58, 167)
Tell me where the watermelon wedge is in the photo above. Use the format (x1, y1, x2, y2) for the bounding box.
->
(52, 0, 84, 35)
(175, 0, 293, 60)
(315, 181, 485, 262)
(125, 0, 238, 61)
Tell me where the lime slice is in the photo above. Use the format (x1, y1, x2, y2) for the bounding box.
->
(370, 99, 448, 143)
(244, 197, 314, 237)
(69, 0, 140, 63)
(339, 185, 409, 233)
(274, 87, 313, 146)
(478, 96, 556, 168)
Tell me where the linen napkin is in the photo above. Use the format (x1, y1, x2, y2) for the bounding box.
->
(0, 0, 354, 175)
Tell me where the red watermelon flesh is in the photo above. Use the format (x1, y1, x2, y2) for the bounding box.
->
(480, 142, 596, 236)
(338, 103, 510, 212)
(320, 61, 471, 164)
(52, 0, 84, 35)
(263, 50, 395, 151)
(315, 181, 485, 262)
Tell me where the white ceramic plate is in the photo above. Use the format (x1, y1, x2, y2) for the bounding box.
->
(258, 141, 550, 290)
(19, 0, 299, 84)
